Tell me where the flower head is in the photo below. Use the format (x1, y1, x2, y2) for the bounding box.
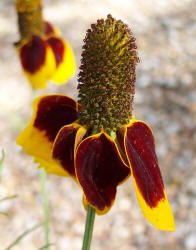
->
(15, 0, 75, 88)
(17, 15, 175, 231)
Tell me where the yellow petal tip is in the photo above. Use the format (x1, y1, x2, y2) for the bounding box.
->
(134, 183, 175, 231)
(144, 198, 175, 231)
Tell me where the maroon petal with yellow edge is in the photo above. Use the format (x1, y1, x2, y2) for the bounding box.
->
(44, 21, 60, 37)
(19, 35, 56, 89)
(16, 95, 80, 177)
(116, 129, 129, 166)
(46, 37, 75, 84)
(44, 21, 55, 36)
(47, 37, 64, 67)
(124, 120, 175, 231)
(75, 132, 130, 214)
(20, 35, 47, 74)
(34, 95, 80, 141)
(52, 124, 86, 178)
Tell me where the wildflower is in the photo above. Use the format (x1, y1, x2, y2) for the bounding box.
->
(15, 0, 75, 88)
(17, 15, 175, 231)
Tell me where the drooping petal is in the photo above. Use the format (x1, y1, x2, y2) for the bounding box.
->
(52, 123, 86, 178)
(19, 35, 56, 88)
(116, 129, 129, 166)
(75, 132, 130, 214)
(16, 95, 80, 176)
(124, 120, 175, 231)
(44, 21, 60, 37)
(47, 37, 75, 84)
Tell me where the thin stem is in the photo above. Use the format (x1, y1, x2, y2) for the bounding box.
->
(0, 195, 18, 203)
(5, 223, 43, 250)
(82, 205, 96, 250)
(40, 168, 50, 250)
(0, 149, 5, 179)
(31, 87, 36, 101)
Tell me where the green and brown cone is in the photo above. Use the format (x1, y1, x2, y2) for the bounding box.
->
(78, 14, 139, 131)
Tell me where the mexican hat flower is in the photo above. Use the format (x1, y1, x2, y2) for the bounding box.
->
(17, 15, 175, 231)
(15, 0, 75, 89)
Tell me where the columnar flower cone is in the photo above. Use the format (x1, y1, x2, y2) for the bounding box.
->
(17, 15, 175, 231)
(15, 0, 75, 89)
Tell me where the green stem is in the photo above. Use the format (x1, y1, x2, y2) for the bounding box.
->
(0, 149, 5, 179)
(82, 205, 95, 250)
(16, 0, 44, 42)
(32, 87, 36, 101)
(40, 168, 50, 250)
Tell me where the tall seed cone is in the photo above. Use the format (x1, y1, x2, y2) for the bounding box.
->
(78, 14, 139, 131)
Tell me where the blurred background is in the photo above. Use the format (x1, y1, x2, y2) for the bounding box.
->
(0, 0, 196, 249)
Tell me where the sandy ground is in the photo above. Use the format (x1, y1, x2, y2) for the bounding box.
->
(0, 0, 196, 249)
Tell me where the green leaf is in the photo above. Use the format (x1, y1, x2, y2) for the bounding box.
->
(0, 211, 8, 216)
(5, 223, 43, 250)
(0, 195, 18, 203)
(39, 243, 54, 250)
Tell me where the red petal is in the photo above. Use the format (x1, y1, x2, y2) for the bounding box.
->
(75, 132, 130, 213)
(52, 124, 86, 178)
(20, 35, 47, 73)
(47, 37, 64, 67)
(34, 95, 80, 142)
(124, 120, 165, 208)
(44, 21, 55, 36)
(116, 128, 129, 166)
